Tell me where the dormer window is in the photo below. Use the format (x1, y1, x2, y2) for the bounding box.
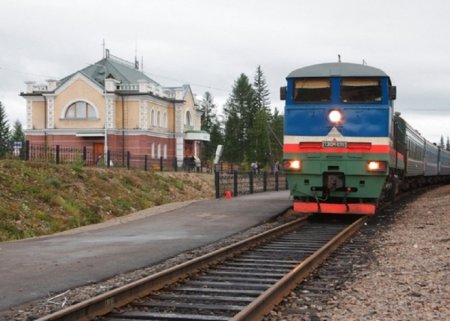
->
(65, 101, 97, 119)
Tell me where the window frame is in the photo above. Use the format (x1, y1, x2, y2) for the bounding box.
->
(340, 77, 383, 104)
(292, 78, 331, 103)
(64, 101, 98, 120)
(185, 111, 192, 126)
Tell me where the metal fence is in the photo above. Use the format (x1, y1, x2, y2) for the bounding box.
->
(214, 171, 288, 199)
(15, 141, 209, 172)
(11, 142, 247, 174)
(5, 142, 288, 198)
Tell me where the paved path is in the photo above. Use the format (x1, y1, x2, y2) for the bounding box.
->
(0, 191, 291, 310)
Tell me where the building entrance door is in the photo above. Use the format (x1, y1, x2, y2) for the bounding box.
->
(94, 143, 104, 164)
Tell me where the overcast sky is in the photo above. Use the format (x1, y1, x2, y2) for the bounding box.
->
(1, 0, 449, 143)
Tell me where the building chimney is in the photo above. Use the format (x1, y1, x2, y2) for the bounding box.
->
(47, 79, 57, 91)
(105, 78, 120, 92)
(25, 81, 36, 93)
(137, 79, 148, 93)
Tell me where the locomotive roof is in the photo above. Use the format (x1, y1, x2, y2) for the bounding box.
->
(287, 62, 389, 78)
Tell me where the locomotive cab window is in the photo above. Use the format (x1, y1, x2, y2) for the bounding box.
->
(294, 78, 331, 102)
(341, 78, 382, 103)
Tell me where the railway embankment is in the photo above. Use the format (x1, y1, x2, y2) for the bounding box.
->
(0, 160, 214, 242)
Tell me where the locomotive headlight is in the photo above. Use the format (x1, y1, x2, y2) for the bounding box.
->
(328, 109, 342, 123)
(283, 159, 301, 171)
(367, 161, 387, 172)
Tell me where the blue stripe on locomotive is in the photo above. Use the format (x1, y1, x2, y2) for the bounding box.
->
(285, 77, 391, 137)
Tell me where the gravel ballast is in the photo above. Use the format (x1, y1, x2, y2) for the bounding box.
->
(267, 185, 450, 321)
(320, 185, 450, 321)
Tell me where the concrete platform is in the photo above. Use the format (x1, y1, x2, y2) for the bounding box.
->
(0, 191, 291, 310)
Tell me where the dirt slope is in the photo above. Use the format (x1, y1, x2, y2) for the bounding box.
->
(0, 160, 214, 242)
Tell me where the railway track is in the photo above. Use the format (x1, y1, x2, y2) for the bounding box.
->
(36, 215, 366, 321)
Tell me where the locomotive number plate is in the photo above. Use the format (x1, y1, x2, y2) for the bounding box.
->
(322, 141, 347, 148)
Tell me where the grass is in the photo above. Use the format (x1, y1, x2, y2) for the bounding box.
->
(0, 160, 214, 242)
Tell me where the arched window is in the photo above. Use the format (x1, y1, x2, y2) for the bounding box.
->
(163, 144, 167, 159)
(163, 112, 167, 128)
(65, 101, 97, 119)
(151, 143, 155, 159)
(185, 111, 191, 126)
(157, 111, 161, 127)
(157, 144, 161, 158)
(151, 109, 155, 127)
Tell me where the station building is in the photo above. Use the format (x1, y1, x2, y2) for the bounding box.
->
(20, 50, 210, 165)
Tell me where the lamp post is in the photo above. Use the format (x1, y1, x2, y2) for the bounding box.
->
(104, 93, 108, 166)
(94, 63, 108, 165)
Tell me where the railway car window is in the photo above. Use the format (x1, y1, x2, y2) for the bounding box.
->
(294, 78, 331, 102)
(341, 78, 382, 103)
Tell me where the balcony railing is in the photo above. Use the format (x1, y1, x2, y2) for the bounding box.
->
(117, 84, 139, 91)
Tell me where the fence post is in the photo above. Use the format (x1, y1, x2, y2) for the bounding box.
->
(263, 171, 267, 192)
(25, 140, 30, 161)
(275, 172, 279, 191)
(107, 150, 111, 168)
(160, 157, 163, 171)
(127, 151, 130, 169)
(173, 157, 178, 172)
(215, 170, 220, 199)
(144, 155, 148, 171)
(82, 146, 87, 164)
(56, 145, 60, 164)
(233, 170, 238, 197)
(249, 171, 254, 194)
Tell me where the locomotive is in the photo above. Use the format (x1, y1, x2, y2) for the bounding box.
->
(281, 62, 450, 215)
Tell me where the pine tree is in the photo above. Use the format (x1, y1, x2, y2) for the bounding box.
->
(253, 65, 271, 114)
(0, 101, 11, 157)
(200, 92, 216, 132)
(269, 107, 284, 164)
(222, 107, 243, 163)
(447, 136, 450, 150)
(251, 65, 273, 167)
(10, 120, 25, 148)
(439, 135, 445, 148)
(247, 109, 270, 167)
(199, 92, 223, 161)
(222, 74, 254, 163)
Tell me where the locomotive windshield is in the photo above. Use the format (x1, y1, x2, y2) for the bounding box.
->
(341, 78, 382, 103)
(294, 78, 331, 102)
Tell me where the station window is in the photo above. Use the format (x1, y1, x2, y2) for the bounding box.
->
(65, 101, 97, 119)
(185, 111, 191, 126)
(341, 78, 382, 103)
(293, 78, 331, 103)
(151, 110, 155, 126)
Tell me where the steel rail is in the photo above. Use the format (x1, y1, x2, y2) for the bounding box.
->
(230, 216, 367, 321)
(35, 215, 308, 321)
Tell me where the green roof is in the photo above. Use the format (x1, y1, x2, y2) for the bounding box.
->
(185, 130, 209, 134)
(58, 54, 160, 89)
